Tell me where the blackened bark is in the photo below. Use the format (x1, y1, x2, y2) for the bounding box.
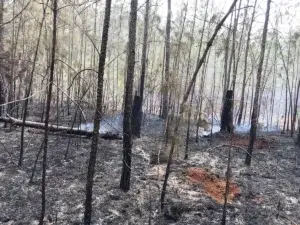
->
(120, 0, 138, 192)
(292, 80, 300, 136)
(222, 17, 232, 102)
(0, 0, 4, 116)
(133, 0, 150, 137)
(296, 119, 300, 147)
(161, 0, 171, 119)
(132, 94, 142, 138)
(84, 0, 112, 224)
(220, 90, 234, 133)
(39, 0, 58, 224)
(139, 0, 149, 102)
(245, 0, 271, 166)
(0, 80, 3, 116)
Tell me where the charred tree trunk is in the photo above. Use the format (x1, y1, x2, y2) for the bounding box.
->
(132, 94, 142, 138)
(0, 116, 121, 139)
(222, 20, 232, 102)
(220, 90, 234, 133)
(283, 81, 288, 133)
(84, 0, 112, 223)
(230, 0, 243, 94)
(133, 0, 150, 137)
(292, 79, 300, 136)
(296, 119, 300, 147)
(245, 0, 271, 166)
(19, 0, 48, 167)
(161, 0, 171, 119)
(39, 0, 58, 223)
(237, 0, 257, 126)
(120, 0, 138, 192)
(0, 0, 4, 116)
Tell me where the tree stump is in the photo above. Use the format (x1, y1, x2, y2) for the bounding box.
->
(220, 90, 234, 133)
(132, 94, 142, 138)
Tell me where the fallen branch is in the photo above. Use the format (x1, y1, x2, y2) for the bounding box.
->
(0, 116, 122, 140)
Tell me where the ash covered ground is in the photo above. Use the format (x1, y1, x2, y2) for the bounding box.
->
(0, 114, 300, 225)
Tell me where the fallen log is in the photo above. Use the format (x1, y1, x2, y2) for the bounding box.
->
(0, 116, 122, 140)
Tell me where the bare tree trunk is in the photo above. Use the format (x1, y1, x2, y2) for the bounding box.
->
(67, 16, 74, 116)
(287, 98, 291, 132)
(278, 39, 294, 135)
(19, 0, 48, 167)
(270, 24, 278, 127)
(161, 0, 239, 209)
(292, 55, 300, 135)
(0, 116, 120, 139)
(120, 0, 138, 192)
(165, 3, 187, 145)
(195, 0, 209, 143)
(237, 0, 257, 126)
(0, 0, 4, 116)
(161, 0, 171, 119)
(39, 0, 58, 223)
(283, 81, 288, 133)
(159, 48, 165, 116)
(222, 18, 232, 102)
(133, 0, 150, 137)
(245, 0, 271, 166)
(221, 144, 232, 225)
(8, 0, 16, 117)
(230, 0, 243, 94)
(83, 0, 112, 223)
(185, 0, 198, 160)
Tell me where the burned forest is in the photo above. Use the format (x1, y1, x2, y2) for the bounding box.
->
(1, 0, 300, 224)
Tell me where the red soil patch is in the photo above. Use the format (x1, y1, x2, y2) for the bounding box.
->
(187, 168, 240, 204)
(227, 135, 270, 150)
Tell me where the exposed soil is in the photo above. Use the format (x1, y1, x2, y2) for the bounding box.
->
(226, 134, 274, 150)
(187, 167, 240, 204)
(0, 114, 300, 225)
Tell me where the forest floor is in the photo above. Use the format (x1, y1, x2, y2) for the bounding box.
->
(0, 113, 300, 225)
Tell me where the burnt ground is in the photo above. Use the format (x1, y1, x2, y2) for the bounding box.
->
(0, 114, 300, 225)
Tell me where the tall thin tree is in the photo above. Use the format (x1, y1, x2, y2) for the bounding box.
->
(84, 0, 112, 224)
(185, 0, 198, 160)
(245, 0, 271, 166)
(19, 0, 49, 167)
(237, 0, 257, 126)
(161, 0, 171, 119)
(120, 0, 138, 192)
(39, 0, 58, 223)
(0, 0, 4, 115)
(132, 0, 150, 137)
(139, 0, 150, 102)
(161, 0, 239, 209)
